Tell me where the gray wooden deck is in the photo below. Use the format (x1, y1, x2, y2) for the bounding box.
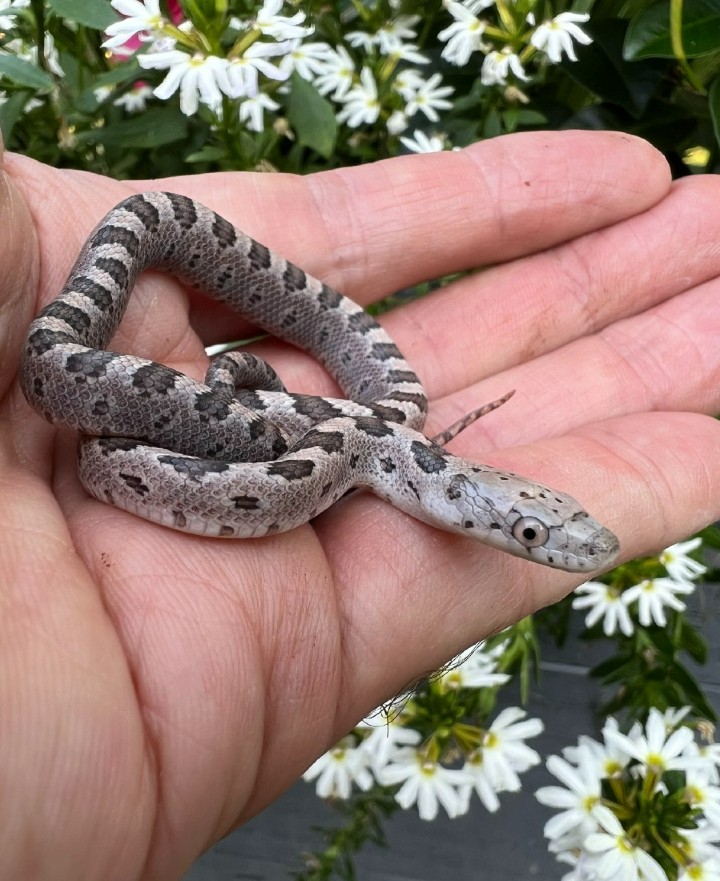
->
(184, 584, 720, 881)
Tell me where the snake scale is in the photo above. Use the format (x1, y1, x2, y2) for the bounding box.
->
(20, 191, 619, 572)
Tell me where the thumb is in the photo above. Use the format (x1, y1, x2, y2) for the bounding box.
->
(0, 141, 39, 399)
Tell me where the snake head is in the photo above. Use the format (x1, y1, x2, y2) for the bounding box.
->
(417, 460, 620, 573)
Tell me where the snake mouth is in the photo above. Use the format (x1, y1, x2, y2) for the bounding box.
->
(556, 525, 621, 573)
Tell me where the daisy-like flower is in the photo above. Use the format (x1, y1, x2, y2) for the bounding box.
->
(459, 749, 502, 813)
(478, 707, 543, 792)
(387, 42, 430, 65)
(685, 768, 720, 829)
(355, 719, 421, 777)
(584, 806, 667, 881)
(435, 641, 510, 690)
(604, 707, 695, 775)
(278, 40, 332, 80)
(572, 581, 634, 637)
(684, 823, 720, 866)
(481, 48, 529, 86)
(393, 67, 426, 101)
(660, 538, 707, 583)
(530, 12, 593, 63)
(103, 0, 166, 51)
(224, 41, 288, 99)
(114, 82, 154, 112)
(404, 72, 453, 122)
(536, 746, 603, 843)
(377, 16, 420, 53)
(438, 1, 487, 66)
(313, 45, 355, 101)
(253, 0, 312, 41)
(3, 33, 64, 77)
(303, 737, 374, 799)
(623, 577, 695, 627)
(336, 67, 380, 127)
(0, 0, 29, 31)
(379, 747, 470, 820)
(238, 91, 280, 131)
(346, 31, 377, 52)
(678, 860, 720, 881)
(138, 50, 228, 116)
(400, 130, 447, 154)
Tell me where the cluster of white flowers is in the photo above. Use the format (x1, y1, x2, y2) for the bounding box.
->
(303, 641, 543, 821)
(438, 1, 593, 86)
(536, 708, 720, 881)
(572, 539, 707, 637)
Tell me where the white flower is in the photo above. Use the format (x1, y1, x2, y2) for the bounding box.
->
(238, 91, 279, 131)
(393, 67, 426, 100)
(313, 45, 355, 100)
(460, 750, 502, 812)
(303, 737, 374, 799)
(530, 12, 593, 63)
(139, 50, 228, 116)
(479, 707, 543, 792)
(623, 577, 695, 627)
(481, 48, 529, 86)
(679, 860, 720, 881)
(660, 538, 707, 582)
(224, 41, 289, 99)
(462, 0, 496, 12)
(3, 33, 64, 77)
(403, 72, 453, 122)
(604, 707, 695, 775)
(278, 40, 332, 79)
(684, 823, 720, 866)
(355, 719, 421, 777)
(387, 42, 429, 65)
(377, 16, 420, 53)
(254, 0, 312, 41)
(436, 641, 509, 690)
(400, 130, 446, 153)
(536, 747, 603, 843)
(686, 769, 720, 829)
(103, 0, 165, 50)
(346, 31, 377, 52)
(0, 0, 29, 31)
(337, 67, 380, 127)
(113, 83, 154, 112)
(572, 581, 634, 636)
(584, 806, 667, 881)
(438, 1, 487, 66)
(379, 748, 470, 820)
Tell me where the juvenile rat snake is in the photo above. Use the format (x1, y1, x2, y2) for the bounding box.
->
(20, 192, 619, 572)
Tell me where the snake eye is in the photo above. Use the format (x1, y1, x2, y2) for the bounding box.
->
(512, 516, 549, 548)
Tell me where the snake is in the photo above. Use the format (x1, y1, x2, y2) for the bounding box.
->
(19, 191, 620, 573)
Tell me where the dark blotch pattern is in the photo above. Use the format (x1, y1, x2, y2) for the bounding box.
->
(372, 342, 403, 361)
(26, 328, 76, 356)
(380, 457, 396, 473)
(232, 495, 261, 510)
(72, 276, 114, 311)
(94, 256, 129, 288)
(212, 213, 237, 248)
(284, 263, 306, 292)
(347, 311, 379, 334)
(119, 472, 150, 497)
(157, 455, 231, 481)
(193, 391, 231, 423)
(132, 364, 180, 396)
(291, 429, 345, 455)
(248, 239, 272, 271)
(167, 193, 198, 229)
(266, 459, 315, 481)
(98, 438, 142, 454)
(43, 301, 91, 334)
(410, 440, 448, 474)
(129, 195, 160, 230)
(353, 416, 396, 438)
(291, 396, 343, 421)
(90, 224, 140, 258)
(317, 286, 342, 310)
(65, 349, 120, 379)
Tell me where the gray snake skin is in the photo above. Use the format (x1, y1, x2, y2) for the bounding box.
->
(20, 192, 619, 572)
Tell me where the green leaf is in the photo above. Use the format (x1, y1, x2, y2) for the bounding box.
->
(625, 0, 720, 59)
(561, 19, 667, 117)
(47, 0, 117, 30)
(286, 73, 337, 159)
(185, 145, 227, 163)
(0, 55, 54, 90)
(75, 108, 188, 148)
(0, 89, 29, 140)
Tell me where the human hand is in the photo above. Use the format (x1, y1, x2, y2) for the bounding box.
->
(1, 130, 719, 880)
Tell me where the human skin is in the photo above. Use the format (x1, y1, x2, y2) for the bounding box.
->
(1, 129, 719, 880)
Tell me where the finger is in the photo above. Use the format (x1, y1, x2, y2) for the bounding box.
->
(0, 147, 39, 399)
(381, 174, 720, 401)
(313, 410, 720, 733)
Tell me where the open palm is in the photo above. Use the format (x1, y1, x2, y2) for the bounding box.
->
(1, 130, 719, 881)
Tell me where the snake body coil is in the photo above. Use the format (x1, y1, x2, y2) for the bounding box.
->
(20, 192, 619, 572)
